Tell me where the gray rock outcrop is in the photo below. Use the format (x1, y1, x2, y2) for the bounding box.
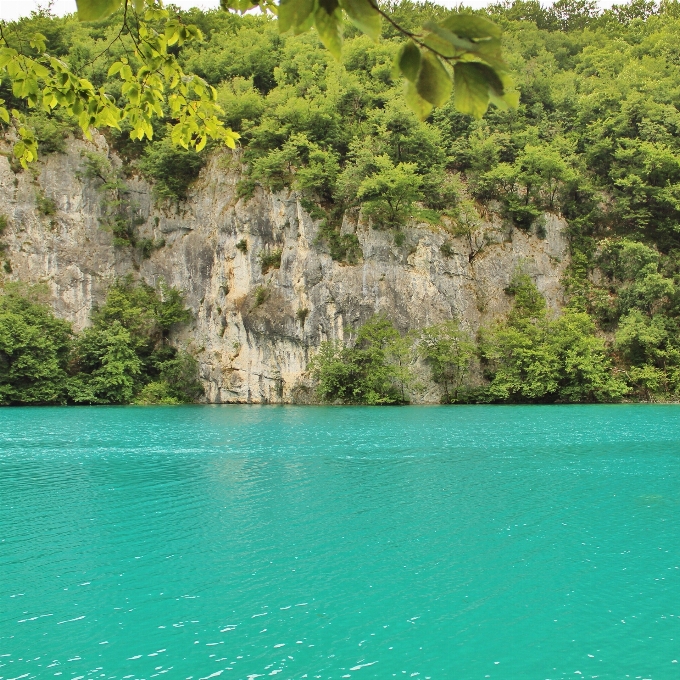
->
(0, 137, 570, 402)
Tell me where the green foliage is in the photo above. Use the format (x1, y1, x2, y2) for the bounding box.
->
(0, 2, 239, 170)
(598, 239, 659, 283)
(419, 320, 475, 403)
(36, 191, 57, 216)
(586, 239, 680, 400)
(355, 156, 423, 228)
(253, 285, 268, 307)
(310, 315, 411, 404)
(0, 278, 201, 406)
(236, 239, 248, 253)
(138, 237, 165, 259)
(138, 137, 207, 203)
(135, 354, 203, 404)
(1, 0, 513, 172)
(392, 15, 517, 120)
(323, 229, 362, 263)
(9, 1, 680, 403)
(69, 279, 199, 404)
(26, 109, 75, 154)
(0, 285, 72, 405)
(1, 3, 509, 233)
(480, 273, 628, 403)
(134, 381, 182, 405)
(78, 151, 144, 248)
(91, 278, 191, 342)
(68, 321, 142, 404)
(447, 200, 491, 263)
(313, 277, 645, 406)
(312, 204, 363, 262)
(258, 248, 282, 273)
(440, 242, 454, 258)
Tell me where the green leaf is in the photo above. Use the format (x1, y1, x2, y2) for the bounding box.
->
(421, 34, 456, 59)
(76, 0, 122, 21)
(29, 32, 47, 52)
(166, 25, 181, 46)
(416, 51, 451, 108)
(31, 62, 50, 78)
(471, 61, 504, 95)
(225, 129, 239, 149)
(397, 41, 421, 83)
(453, 62, 492, 119)
(144, 6, 168, 20)
(404, 80, 433, 120)
(278, 0, 316, 33)
(423, 21, 474, 54)
(440, 13, 501, 40)
(107, 61, 124, 76)
(295, 10, 316, 34)
(489, 87, 520, 111)
(338, 0, 380, 41)
(314, 0, 343, 60)
(221, 0, 259, 10)
(503, 89, 520, 108)
(470, 37, 506, 71)
(0, 50, 17, 69)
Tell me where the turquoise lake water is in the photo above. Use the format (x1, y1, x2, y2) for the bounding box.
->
(1, 405, 679, 680)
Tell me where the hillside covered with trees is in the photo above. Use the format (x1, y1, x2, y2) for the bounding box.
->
(3, 0, 680, 403)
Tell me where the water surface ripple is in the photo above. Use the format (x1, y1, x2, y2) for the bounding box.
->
(1, 405, 678, 679)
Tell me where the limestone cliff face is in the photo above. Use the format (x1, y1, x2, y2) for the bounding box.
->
(0, 137, 570, 403)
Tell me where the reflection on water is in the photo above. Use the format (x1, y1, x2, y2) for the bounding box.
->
(1, 404, 679, 679)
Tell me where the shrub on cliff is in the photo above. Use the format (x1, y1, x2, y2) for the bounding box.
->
(310, 282, 631, 405)
(138, 137, 207, 203)
(68, 279, 202, 405)
(133, 353, 204, 405)
(310, 315, 412, 404)
(0, 280, 202, 406)
(480, 274, 628, 403)
(418, 321, 476, 403)
(0, 285, 72, 405)
(68, 322, 142, 404)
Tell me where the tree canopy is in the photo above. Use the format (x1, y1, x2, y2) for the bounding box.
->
(0, 0, 517, 168)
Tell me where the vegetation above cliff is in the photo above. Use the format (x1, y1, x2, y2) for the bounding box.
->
(5, 0, 680, 241)
(0, 0, 516, 174)
(0, 280, 202, 405)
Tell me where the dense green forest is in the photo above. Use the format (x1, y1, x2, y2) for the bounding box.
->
(0, 280, 202, 405)
(4, 0, 680, 403)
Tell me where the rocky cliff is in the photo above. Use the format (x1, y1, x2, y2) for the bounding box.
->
(0, 137, 570, 403)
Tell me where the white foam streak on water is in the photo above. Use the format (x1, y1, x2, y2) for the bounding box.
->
(350, 661, 377, 670)
(56, 616, 84, 625)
